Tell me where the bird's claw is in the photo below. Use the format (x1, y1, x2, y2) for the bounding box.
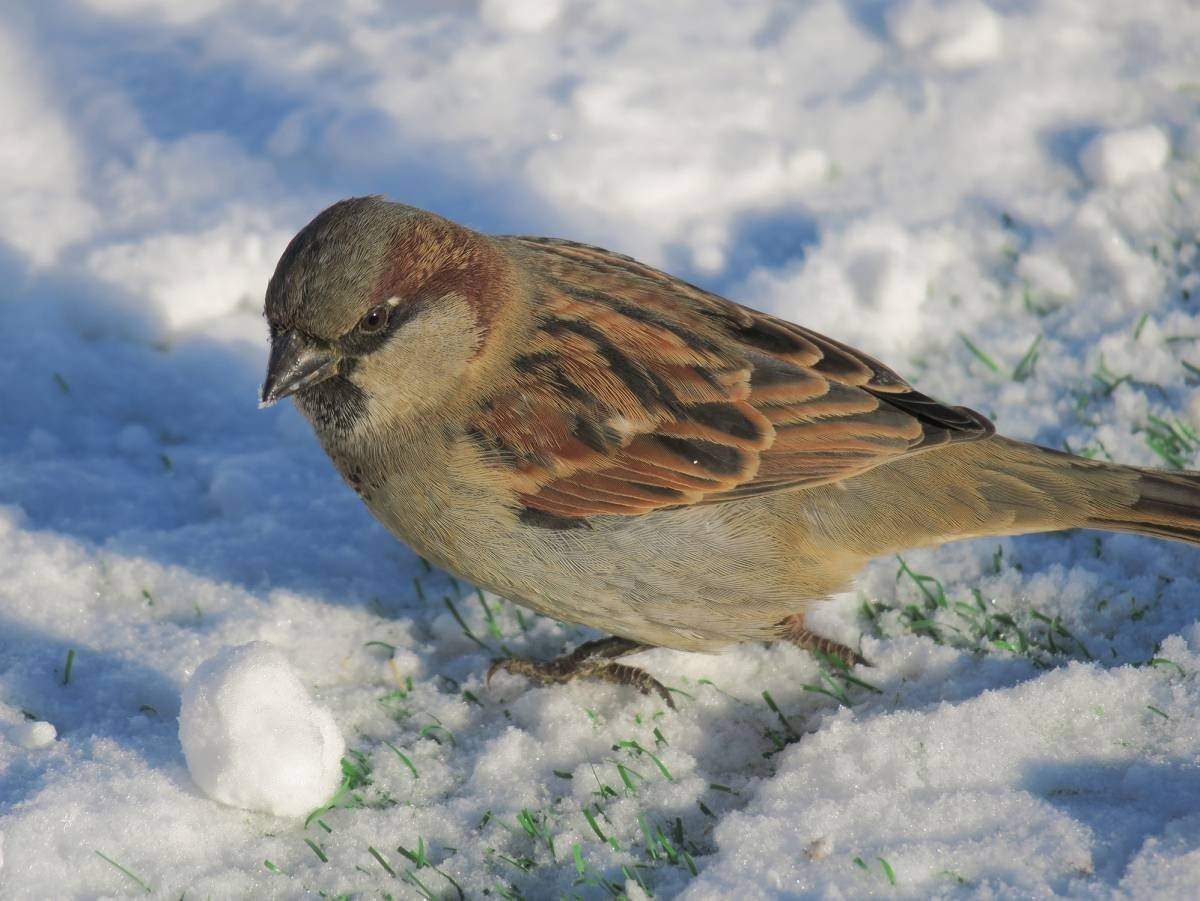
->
(485, 639, 675, 709)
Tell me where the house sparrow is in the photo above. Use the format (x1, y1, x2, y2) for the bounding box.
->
(261, 196, 1200, 707)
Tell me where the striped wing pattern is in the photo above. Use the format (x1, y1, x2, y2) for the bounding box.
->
(469, 236, 993, 522)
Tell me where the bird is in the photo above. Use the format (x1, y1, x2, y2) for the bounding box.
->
(260, 196, 1200, 708)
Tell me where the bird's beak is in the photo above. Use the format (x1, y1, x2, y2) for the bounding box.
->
(259, 330, 340, 407)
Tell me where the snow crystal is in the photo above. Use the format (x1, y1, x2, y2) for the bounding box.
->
(179, 642, 345, 818)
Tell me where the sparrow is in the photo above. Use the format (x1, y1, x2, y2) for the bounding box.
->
(261, 196, 1200, 707)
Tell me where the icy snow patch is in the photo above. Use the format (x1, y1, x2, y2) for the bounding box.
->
(12, 721, 57, 750)
(887, 0, 1003, 70)
(480, 0, 562, 33)
(178, 642, 345, 818)
(1080, 125, 1171, 187)
(2, 1, 1200, 895)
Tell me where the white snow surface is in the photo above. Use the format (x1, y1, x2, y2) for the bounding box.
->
(179, 642, 345, 818)
(1079, 125, 1173, 189)
(1, 1, 1200, 898)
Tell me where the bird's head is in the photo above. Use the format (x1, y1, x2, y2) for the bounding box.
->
(260, 196, 511, 438)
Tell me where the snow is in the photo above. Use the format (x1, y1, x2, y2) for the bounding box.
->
(0, 0, 1199, 897)
(179, 642, 345, 818)
(1081, 126, 1173, 187)
(10, 721, 57, 751)
(886, 0, 1003, 70)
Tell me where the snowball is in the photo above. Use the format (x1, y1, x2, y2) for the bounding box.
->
(179, 642, 344, 818)
(1080, 126, 1170, 187)
(12, 720, 57, 749)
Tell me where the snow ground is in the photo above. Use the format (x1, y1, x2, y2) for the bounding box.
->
(1, 0, 1200, 897)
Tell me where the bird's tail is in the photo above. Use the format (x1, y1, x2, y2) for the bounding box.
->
(962, 437, 1200, 546)
(1084, 464, 1200, 545)
(814, 436, 1200, 553)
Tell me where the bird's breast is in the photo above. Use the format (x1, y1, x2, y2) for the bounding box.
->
(354, 439, 861, 650)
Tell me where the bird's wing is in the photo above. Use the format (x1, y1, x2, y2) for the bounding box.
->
(470, 236, 994, 523)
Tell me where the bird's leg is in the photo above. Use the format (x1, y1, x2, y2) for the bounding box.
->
(487, 636, 675, 709)
(777, 613, 868, 668)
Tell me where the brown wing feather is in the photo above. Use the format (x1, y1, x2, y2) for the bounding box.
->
(470, 235, 994, 522)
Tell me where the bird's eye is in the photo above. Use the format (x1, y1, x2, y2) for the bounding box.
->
(359, 305, 389, 334)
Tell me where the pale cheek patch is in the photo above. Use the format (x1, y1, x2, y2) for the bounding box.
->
(352, 297, 481, 424)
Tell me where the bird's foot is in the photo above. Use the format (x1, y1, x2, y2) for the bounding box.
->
(486, 636, 675, 709)
(778, 614, 869, 668)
